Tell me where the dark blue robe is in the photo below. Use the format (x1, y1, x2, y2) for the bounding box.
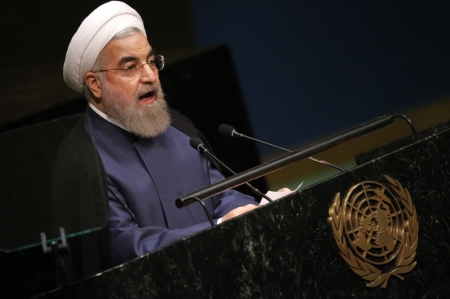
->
(85, 107, 256, 265)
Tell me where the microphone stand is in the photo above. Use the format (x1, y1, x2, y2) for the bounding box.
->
(176, 115, 395, 208)
(190, 138, 273, 202)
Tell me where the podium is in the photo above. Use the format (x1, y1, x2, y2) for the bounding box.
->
(3, 118, 450, 298)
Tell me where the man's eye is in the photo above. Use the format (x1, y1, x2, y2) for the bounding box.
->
(124, 64, 137, 71)
(148, 59, 155, 65)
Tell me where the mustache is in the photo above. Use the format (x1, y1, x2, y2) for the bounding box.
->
(139, 82, 160, 94)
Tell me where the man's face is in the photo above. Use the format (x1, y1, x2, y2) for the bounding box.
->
(96, 32, 170, 138)
(100, 32, 160, 106)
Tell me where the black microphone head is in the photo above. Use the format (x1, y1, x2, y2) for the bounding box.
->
(218, 124, 236, 137)
(189, 137, 204, 151)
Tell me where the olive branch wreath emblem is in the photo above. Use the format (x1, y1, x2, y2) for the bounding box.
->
(328, 175, 418, 288)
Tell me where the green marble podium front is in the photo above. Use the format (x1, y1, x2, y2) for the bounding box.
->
(27, 120, 450, 298)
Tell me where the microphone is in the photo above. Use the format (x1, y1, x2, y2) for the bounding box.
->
(218, 124, 345, 172)
(177, 115, 396, 207)
(189, 137, 272, 202)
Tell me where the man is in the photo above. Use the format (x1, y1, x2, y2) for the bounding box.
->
(63, 1, 258, 265)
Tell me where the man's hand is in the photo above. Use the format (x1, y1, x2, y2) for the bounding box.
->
(222, 204, 258, 222)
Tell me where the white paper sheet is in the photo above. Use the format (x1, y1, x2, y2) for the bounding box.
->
(259, 181, 303, 206)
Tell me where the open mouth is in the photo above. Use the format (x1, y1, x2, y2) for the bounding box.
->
(139, 91, 155, 101)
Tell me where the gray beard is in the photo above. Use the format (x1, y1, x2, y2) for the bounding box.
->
(101, 81, 171, 138)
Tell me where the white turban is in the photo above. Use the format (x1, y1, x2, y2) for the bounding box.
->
(63, 1, 146, 93)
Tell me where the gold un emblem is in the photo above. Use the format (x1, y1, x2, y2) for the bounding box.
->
(328, 175, 418, 288)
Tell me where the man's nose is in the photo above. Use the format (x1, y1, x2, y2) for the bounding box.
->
(139, 64, 158, 83)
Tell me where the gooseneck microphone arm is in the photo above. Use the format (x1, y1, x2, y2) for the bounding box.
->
(223, 126, 291, 152)
(176, 115, 395, 208)
(189, 138, 272, 202)
(218, 124, 344, 172)
(393, 114, 419, 141)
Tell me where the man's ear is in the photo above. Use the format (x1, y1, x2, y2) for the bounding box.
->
(85, 71, 103, 99)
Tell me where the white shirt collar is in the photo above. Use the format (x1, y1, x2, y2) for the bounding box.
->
(88, 102, 128, 132)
